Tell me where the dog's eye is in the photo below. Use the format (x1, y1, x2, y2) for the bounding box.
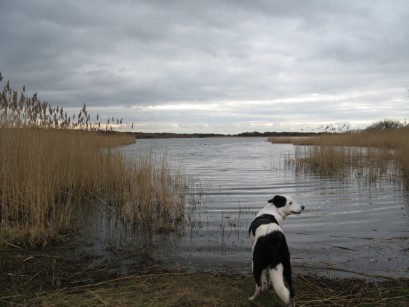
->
(289, 202, 293, 205)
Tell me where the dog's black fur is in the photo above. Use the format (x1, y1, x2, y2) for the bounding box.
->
(268, 195, 287, 207)
(248, 214, 279, 237)
(252, 230, 294, 298)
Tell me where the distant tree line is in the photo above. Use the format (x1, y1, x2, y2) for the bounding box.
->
(132, 132, 229, 139)
(365, 119, 407, 130)
(236, 131, 320, 137)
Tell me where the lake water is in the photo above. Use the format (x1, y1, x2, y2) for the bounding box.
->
(78, 137, 409, 280)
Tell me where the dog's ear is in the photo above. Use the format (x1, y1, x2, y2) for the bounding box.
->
(268, 195, 287, 208)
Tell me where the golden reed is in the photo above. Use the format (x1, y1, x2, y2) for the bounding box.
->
(269, 127, 409, 182)
(0, 80, 187, 246)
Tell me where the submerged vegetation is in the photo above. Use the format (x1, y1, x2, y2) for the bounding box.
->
(0, 78, 189, 246)
(269, 123, 409, 183)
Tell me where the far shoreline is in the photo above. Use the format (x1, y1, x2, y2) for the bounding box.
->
(130, 131, 321, 139)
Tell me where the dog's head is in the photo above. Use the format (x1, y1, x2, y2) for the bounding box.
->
(268, 195, 304, 218)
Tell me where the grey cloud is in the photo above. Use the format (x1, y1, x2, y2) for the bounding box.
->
(1, 0, 408, 132)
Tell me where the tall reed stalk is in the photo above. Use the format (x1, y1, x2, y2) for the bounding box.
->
(0, 79, 189, 246)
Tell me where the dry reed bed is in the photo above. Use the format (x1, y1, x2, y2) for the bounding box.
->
(269, 128, 409, 183)
(0, 80, 188, 246)
(0, 126, 188, 247)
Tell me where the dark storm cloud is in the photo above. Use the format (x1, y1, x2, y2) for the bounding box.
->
(1, 0, 408, 132)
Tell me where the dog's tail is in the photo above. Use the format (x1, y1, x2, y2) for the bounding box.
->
(269, 264, 291, 304)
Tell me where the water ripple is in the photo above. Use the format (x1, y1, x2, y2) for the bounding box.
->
(126, 137, 409, 279)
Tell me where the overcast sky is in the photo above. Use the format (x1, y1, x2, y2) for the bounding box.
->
(1, 0, 408, 133)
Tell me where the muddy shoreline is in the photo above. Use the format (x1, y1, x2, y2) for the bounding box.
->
(2, 239, 404, 294)
(1, 243, 409, 306)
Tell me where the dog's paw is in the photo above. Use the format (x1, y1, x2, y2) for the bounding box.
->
(288, 296, 295, 307)
(249, 287, 260, 301)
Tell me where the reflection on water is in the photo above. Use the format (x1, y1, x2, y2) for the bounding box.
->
(76, 137, 409, 280)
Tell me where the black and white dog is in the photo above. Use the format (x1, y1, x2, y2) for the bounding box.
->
(248, 195, 304, 306)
